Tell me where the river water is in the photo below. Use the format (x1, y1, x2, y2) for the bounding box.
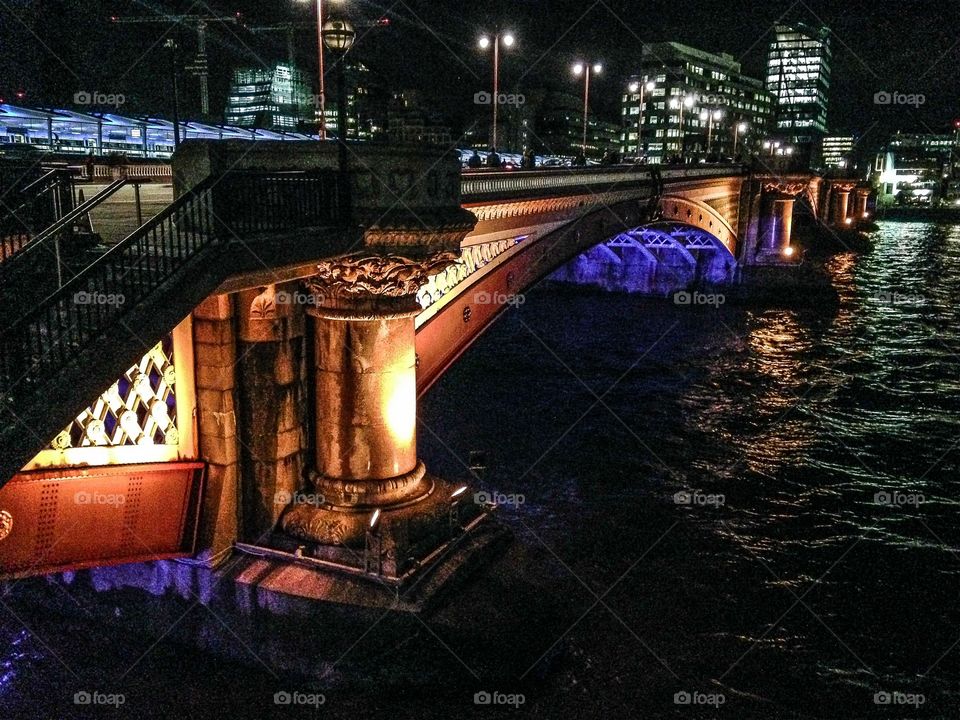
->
(2, 220, 959, 719)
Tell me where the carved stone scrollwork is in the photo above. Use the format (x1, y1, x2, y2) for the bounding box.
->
(830, 181, 858, 193)
(0, 510, 12, 541)
(361, 207, 478, 254)
(762, 180, 810, 197)
(250, 284, 278, 321)
(306, 252, 461, 305)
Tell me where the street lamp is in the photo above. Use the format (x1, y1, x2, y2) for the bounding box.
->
(477, 31, 516, 152)
(699, 108, 723, 156)
(163, 38, 181, 148)
(299, 0, 345, 140)
(627, 78, 655, 156)
(733, 121, 748, 157)
(573, 61, 603, 159)
(322, 18, 356, 204)
(669, 95, 695, 160)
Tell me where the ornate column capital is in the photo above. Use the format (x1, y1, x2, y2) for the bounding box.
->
(831, 181, 857, 193)
(761, 180, 809, 197)
(305, 251, 460, 317)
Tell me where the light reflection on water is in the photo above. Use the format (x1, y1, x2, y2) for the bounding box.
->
(1, 221, 958, 718)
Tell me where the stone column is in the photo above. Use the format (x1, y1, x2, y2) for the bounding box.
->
(281, 252, 460, 547)
(757, 192, 796, 261)
(854, 189, 870, 220)
(833, 188, 851, 226)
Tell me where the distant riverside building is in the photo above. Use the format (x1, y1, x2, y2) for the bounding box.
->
(765, 23, 832, 163)
(535, 90, 619, 159)
(821, 135, 855, 169)
(318, 61, 386, 141)
(387, 90, 452, 146)
(873, 132, 960, 206)
(621, 42, 774, 163)
(225, 64, 312, 130)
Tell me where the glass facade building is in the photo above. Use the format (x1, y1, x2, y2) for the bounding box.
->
(766, 23, 832, 161)
(225, 64, 312, 131)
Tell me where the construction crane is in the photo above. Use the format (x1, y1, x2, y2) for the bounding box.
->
(109, 13, 244, 116)
(248, 22, 313, 70)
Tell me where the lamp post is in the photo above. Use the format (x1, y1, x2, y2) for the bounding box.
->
(573, 61, 602, 159)
(322, 18, 356, 209)
(699, 108, 723, 156)
(627, 78, 655, 157)
(164, 38, 181, 148)
(734, 121, 748, 158)
(477, 31, 515, 152)
(300, 0, 345, 140)
(669, 95, 695, 161)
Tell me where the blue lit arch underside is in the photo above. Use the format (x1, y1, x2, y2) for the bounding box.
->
(552, 221, 738, 296)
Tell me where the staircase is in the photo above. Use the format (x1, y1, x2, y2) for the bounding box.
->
(0, 166, 75, 265)
(0, 170, 341, 487)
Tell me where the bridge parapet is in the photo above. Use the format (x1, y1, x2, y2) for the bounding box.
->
(461, 164, 746, 204)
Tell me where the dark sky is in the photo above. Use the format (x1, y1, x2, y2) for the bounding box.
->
(2, 0, 958, 154)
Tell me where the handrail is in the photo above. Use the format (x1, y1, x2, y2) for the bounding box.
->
(461, 163, 748, 201)
(0, 176, 128, 278)
(0, 170, 340, 403)
(0, 168, 74, 263)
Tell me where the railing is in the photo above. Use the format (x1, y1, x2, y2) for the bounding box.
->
(90, 164, 173, 180)
(0, 170, 340, 404)
(460, 163, 747, 202)
(0, 168, 74, 263)
(0, 176, 129, 283)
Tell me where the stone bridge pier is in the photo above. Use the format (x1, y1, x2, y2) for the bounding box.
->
(738, 177, 812, 265)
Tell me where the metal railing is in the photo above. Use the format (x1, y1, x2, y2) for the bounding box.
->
(460, 163, 747, 202)
(0, 176, 129, 284)
(0, 168, 74, 263)
(0, 170, 340, 403)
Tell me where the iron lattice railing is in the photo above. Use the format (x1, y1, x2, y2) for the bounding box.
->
(0, 170, 340, 405)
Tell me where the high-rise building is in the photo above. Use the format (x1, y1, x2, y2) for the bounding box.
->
(224, 64, 312, 130)
(821, 135, 855, 169)
(765, 23, 832, 162)
(621, 42, 774, 163)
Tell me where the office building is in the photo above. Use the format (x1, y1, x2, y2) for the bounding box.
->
(224, 64, 312, 131)
(765, 23, 832, 163)
(621, 42, 774, 163)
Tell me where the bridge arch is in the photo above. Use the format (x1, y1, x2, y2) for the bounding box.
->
(415, 202, 737, 395)
(657, 194, 738, 257)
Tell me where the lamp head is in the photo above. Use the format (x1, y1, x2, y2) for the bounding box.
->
(322, 19, 356, 51)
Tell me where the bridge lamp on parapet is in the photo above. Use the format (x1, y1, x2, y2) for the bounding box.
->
(321, 19, 356, 184)
(733, 122, 748, 157)
(477, 31, 516, 152)
(669, 95, 696, 159)
(699, 108, 723, 155)
(297, 0, 346, 141)
(572, 61, 603, 159)
(628, 78, 656, 156)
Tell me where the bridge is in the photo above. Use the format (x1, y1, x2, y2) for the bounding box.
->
(0, 143, 868, 587)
